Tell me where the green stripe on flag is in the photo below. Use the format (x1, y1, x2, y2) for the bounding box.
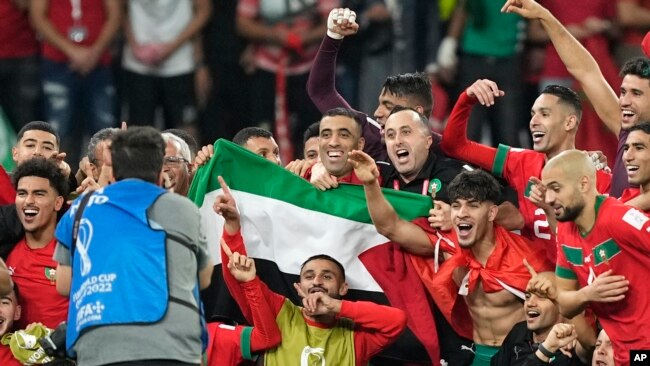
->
(188, 139, 432, 223)
(0, 107, 16, 172)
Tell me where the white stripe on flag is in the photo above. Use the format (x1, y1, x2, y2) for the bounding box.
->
(199, 189, 389, 292)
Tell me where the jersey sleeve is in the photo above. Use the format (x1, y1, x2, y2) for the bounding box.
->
(555, 239, 578, 280)
(221, 230, 286, 323)
(440, 91, 498, 170)
(492, 144, 542, 192)
(340, 300, 407, 362)
(240, 278, 283, 354)
(613, 205, 650, 253)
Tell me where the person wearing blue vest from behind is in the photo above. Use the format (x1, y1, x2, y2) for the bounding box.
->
(53, 126, 214, 366)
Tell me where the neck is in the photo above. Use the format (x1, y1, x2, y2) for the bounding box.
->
(25, 223, 55, 249)
(533, 327, 553, 344)
(399, 171, 419, 184)
(470, 225, 496, 266)
(545, 140, 575, 161)
(575, 194, 598, 234)
(641, 182, 650, 195)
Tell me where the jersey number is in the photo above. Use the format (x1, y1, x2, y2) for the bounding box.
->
(533, 208, 551, 240)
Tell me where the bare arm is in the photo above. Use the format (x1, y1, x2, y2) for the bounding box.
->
(503, 0, 620, 135)
(55, 263, 72, 297)
(94, 0, 123, 58)
(30, 0, 77, 58)
(199, 258, 213, 290)
(350, 151, 435, 256)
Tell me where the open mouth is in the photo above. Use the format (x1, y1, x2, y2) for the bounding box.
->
(23, 207, 39, 218)
(456, 223, 473, 236)
(526, 310, 540, 319)
(626, 164, 639, 173)
(622, 110, 636, 123)
(395, 149, 409, 161)
(531, 131, 545, 143)
(309, 287, 326, 294)
(327, 151, 344, 161)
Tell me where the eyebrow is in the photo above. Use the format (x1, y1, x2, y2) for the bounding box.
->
(532, 107, 551, 114)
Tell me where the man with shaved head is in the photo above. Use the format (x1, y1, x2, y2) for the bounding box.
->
(531, 150, 650, 365)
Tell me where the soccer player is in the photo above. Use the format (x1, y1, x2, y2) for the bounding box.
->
(620, 122, 650, 210)
(441, 79, 611, 262)
(530, 149, 650, 365)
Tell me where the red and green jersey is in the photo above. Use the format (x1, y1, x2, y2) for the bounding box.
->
(206, 322, 255, 366)
(6, 238, 68, 330)
(555, 196, 650, 365)
(492, 145, 612, 263)
(492, 146, 556, 262)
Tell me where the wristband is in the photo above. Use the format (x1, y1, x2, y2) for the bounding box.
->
(537, 343, 555, 358)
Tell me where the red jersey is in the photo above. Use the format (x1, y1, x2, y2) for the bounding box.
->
(42, 0, 111, 65)
(555, 196, 650, 365)
(493, 145, 612, 263)
(0, 345, 20, 366)
(206, 322, 256, 366)
(0, 0, 38, 58)
(6, 238, 69, 329)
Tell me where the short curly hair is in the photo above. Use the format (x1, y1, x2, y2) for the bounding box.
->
(12, 157, 69, 197)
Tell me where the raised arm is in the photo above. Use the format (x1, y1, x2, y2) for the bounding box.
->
(307, 8, 358, 112)
(349, 150, 436, 255)
(441, 80, 501, 170)
(240, 277, 282, 353)
(502, 0, 620, 135)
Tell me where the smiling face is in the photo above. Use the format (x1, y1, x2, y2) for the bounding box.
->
(620, 74, 650, 130)
(163, 140, 191, 195)
(451, 198, 497, 248)
(297, 259, 348, 300)
(529, 94, 574, 156)
(319, 115, 364, 178)
(524, 292, 560, 334)
(15, 176, 63, 235)
(623, 129, 650, 187)
(0, 290, 20, 336)
(384, 110, 432, 183)
(12, 130, 58, 165)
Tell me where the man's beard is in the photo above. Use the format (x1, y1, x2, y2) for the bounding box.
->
(556, 201, 585, 222)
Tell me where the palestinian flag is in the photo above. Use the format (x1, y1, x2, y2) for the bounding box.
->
(189, 140, 446, 364)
